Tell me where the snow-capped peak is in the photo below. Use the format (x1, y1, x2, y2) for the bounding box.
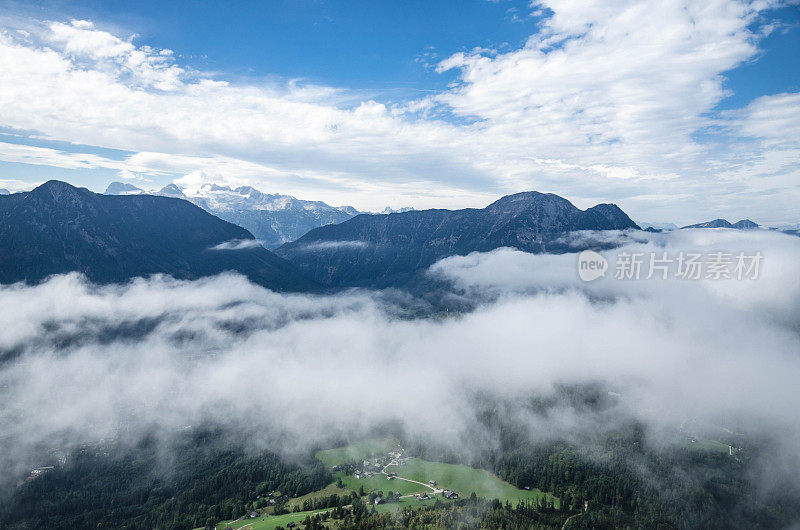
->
(380, 206, 415, 214)
(103, 181, 362, 248)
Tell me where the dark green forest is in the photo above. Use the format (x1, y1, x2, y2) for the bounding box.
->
(3, 426, 799, 529)
(0, 431, 331, 530)
(3, 386, 800, 530)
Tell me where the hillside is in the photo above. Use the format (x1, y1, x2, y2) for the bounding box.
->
(275, 191, 639, 287)
(682, 218, 760, 229)
(0, 181, 318, 292)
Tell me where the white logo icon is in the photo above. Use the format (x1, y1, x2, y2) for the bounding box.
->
(578, 250, 608, 282)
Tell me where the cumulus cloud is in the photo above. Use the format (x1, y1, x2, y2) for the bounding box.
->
(0, 21, 485, 211)
(432, 0, 800, 221)
(48, 19, 184, 90)
(0, 4, 797, 220)
(1, 230, 800, 494)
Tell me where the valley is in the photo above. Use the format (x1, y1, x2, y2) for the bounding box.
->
(2, 0, 799, 527)
(212, 438, 558, 530)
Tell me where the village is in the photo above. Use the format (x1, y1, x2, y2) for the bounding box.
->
(341, 446, 460, 505)
(211, 438, 560, 529)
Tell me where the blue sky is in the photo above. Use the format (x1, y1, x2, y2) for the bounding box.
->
(11, 0, 542, 94)
(13, 1, 798, 104)
(719, 5, 800, 109)
(0, 0, 798, 223)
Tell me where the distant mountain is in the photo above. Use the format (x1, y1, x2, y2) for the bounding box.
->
(732, 219, 759, 229)
(157, 183, 185, 198)
(104, 182, 360, 248)
(639, 221, 678, 231)
(379, 206, 415, 214)
(683, 219, 734, 229)
(104, 182, 142, 195)
(275, 191, 639, 288)
(0, 188, 9, 195)
(682, 218, 759, 229)
(0, 181, 318, 291)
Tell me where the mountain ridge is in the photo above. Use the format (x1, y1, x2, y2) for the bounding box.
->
(0, 180, 318, 291)
(682, 218, 760, 229)
(275, 190, 640, 288)
(104, 181, 361, 248)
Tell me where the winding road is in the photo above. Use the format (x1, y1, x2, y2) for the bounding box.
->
(381, 459, 442, 495)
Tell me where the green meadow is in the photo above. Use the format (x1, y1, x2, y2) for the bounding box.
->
(216, 440, 559, 529)
(315, 437, 398, 468)
(216, 509, 332, 530)
(384, 458, 558, 507)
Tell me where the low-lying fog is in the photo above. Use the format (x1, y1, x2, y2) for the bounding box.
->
(1, 229, 799, 493)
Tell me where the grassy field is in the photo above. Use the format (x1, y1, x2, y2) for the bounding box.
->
(214, 441, 559, 529)
(216, 496, 456, 529)
(340, 473, 430, 496)
(286, 475, 427, 510)
(385, 458, 559, 507)
(315, 437, 430, 496)
(216, 508, 334, 530)
(374, 495, 453, 514)
(286, 482, 353, 509)
(319, 440, 558, 505)
(315, 437, 398, 468)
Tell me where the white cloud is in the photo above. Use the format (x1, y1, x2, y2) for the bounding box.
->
(1, 230, 800, 491)
(209, 238, 263, 250)
(0, 141, 129, 171)
(48, 19, 184, 90)
(49, 20, 133, 59)
(431, 228, 800, 318)
(710, 92, 800, 220)
(0, 177, 38, 192)
(432, 1, 798, 216)
(734, 92, 800, 149)
(0, 3, 796, 220)
(295, 240, 371, 251)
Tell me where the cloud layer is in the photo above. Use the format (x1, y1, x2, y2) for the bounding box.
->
(0, 2, 798, 221)
(1, 229, 799, 493)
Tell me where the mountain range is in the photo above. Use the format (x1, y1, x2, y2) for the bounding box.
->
(682, 218, 760, 229)
(638, 221, 679, 231)
(275, 191, 640, 288)
(0, 181, 318, 291)
(104, 182, 360, 249)
(14, 181, 790, 293)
